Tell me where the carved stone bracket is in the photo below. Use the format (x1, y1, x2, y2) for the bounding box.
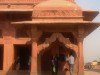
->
(78, 26, 85, 38)
(31, 26, 42, 42)
(38, 32, 78, 54)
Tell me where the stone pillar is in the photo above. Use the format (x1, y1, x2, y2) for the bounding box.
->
(77, 26, 84, 75)
(31, 26, 38, 75)
(3, 25, 15, 72)
(3, 44, 14, 71)
(31, 40, 38, 75)
(77, 37, 84, 75)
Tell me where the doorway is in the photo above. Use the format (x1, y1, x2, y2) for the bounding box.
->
(14, 44, 31, 70)
(40, 40, 74, 75)
(0, 45, 3, 70)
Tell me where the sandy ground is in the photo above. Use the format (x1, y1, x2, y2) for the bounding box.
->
(84, 69, 100, 75)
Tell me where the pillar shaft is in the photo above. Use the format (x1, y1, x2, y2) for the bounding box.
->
(31, 41, 38, 75)
(3, 24, 15, 71)
(3, 44, 14, 71)
(78, 37, 84, 75)
(77, 26, 85, 75)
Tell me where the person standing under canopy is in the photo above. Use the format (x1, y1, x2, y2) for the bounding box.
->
(66, 53, 75, 75)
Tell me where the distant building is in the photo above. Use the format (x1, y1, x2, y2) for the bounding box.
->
(85, 60, 100, 69)
(91, 60, 98, 65)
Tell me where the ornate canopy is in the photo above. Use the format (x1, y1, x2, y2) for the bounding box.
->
(32, 0, 82, 20)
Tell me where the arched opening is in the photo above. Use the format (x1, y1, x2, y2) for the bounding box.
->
(40, 40, 76, 75)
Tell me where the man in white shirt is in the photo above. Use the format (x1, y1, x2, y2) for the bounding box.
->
(66, 53, 75, 75)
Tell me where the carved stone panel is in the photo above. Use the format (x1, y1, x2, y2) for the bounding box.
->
(38, 32, 78, 54)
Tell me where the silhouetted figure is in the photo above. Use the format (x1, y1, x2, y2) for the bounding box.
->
(51, 55, 59, 75)
(66, 53, 75, 75)
(14, 56, 20, 70)
(28, 56, 31, 71)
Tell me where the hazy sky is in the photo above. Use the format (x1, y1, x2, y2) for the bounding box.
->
(75, 0, 100, 63)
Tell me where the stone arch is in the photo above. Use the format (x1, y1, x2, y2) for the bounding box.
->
(38, 32, 78, 54)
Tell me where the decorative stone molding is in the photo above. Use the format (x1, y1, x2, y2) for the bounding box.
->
(38, 32, 78, 53)
(32, 10, 82, 18)
(32, 0, 82, 19)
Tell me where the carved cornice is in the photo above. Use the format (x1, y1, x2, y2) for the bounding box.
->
(32, 10, 82, 18)
(38, 33, 78, 53)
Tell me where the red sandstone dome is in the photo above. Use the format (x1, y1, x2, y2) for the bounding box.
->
(32, 0, 82, 19)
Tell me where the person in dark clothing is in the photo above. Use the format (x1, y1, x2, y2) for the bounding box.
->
(52, 55, 59, 75)
(13, 56, 20, 70)
(28, 56, 31, 71)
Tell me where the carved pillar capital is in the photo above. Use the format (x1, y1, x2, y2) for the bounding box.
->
(78, 26, 85, 38)
(31, 26, 37, 37)
(31, 26, 42, 42)
(77, 37, 83, 44)
(31, 38, 38, 42)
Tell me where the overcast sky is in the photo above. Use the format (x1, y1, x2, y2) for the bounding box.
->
(75, 0, 100, 63)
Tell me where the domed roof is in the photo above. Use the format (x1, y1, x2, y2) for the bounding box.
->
(32, 0, 82, 19)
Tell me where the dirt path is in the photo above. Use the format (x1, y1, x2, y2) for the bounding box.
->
(84, 69, 100, 75)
